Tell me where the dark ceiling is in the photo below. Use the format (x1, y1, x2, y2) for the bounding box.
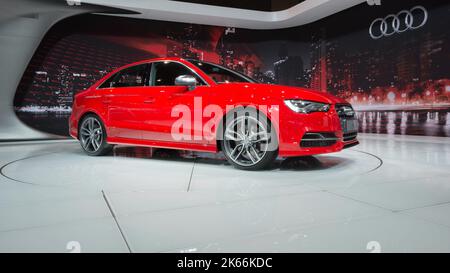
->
(171, 0, 306, 12)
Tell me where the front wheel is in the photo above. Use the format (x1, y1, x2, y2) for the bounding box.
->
(78, 114, 112, 156)
(221, 109, 278, 170)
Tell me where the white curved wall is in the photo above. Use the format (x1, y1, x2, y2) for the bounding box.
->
(0, 12, 76, 139)
(85, 0, 365, 29)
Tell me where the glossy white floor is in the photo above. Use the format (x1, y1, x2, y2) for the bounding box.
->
(0, 133, 449, 253)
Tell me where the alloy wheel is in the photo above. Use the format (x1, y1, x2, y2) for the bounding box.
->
(223, 115, 270, 167)
(80, 117, 103, 153)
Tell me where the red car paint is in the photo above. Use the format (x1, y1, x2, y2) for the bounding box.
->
(69, 57, 358, 157)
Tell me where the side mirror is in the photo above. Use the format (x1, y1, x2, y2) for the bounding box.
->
(175, 75, 197, 91)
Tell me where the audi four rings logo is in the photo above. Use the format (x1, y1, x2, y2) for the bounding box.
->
(369, 6, 428, 39)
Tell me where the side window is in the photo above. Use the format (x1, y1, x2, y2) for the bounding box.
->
(151, 62, 204, 86)
(98, 72, 118, 89)
(99, 64, 149, 89)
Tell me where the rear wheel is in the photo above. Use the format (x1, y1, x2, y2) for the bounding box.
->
(78, 114, 112, 156)
(221, 109, 278, 170)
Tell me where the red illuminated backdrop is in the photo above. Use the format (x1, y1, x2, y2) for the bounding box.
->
(14, 0, 450, 137)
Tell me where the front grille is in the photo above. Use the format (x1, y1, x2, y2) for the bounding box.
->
(336, 104, 358, 136)
(336, 104, 356, 118)
(300, 132, 338, 148)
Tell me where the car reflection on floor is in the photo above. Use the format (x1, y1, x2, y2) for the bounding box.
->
(111, 146, 343, 171)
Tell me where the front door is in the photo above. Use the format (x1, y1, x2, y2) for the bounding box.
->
(140, 61, 210, 144)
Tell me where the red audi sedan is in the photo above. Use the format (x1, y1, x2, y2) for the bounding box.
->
(69, 57, 358, 170)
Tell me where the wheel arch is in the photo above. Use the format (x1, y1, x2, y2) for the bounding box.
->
(77, 111, 108, 139)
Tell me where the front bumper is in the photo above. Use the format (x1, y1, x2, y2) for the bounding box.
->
(277, 104, 358, 157)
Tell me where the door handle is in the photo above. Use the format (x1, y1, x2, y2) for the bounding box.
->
(143, 97, 155, 104)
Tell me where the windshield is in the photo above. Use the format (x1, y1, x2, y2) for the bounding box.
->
(187, 60, 256, 84)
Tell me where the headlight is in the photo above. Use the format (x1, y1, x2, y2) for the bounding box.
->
(284, 99, 330, 114)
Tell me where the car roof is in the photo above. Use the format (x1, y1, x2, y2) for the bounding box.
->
(106, 57, 193, 77)
(126, 57, 189, 67)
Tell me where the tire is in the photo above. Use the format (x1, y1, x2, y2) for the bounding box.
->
(78, 114, 112, 156)
(221, 108, 278, 170)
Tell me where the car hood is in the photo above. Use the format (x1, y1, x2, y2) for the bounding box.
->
(217, 83, 349, 104)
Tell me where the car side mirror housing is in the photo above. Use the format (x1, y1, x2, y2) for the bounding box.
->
(175, 75, 197, 91)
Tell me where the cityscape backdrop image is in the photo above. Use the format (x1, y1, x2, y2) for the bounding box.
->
(14, 0, 450, 137)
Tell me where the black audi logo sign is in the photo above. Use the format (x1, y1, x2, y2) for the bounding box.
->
(369, 6, 428, 39)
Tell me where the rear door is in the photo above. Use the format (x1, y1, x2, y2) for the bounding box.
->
(99, 63, 150, 139)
